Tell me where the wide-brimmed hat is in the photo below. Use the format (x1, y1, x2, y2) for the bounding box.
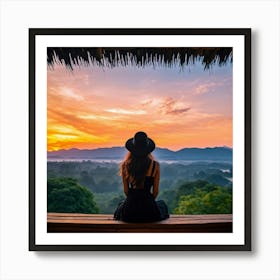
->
(125, 131, 155, 157)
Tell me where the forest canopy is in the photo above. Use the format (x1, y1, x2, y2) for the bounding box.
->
(47, 177, 99, 214)
(47, 163, 232, 215)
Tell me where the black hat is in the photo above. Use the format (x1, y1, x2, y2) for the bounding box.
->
(125, 131, 155, 157)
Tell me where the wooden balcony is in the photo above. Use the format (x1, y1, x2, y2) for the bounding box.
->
(47, 213, 232, 233)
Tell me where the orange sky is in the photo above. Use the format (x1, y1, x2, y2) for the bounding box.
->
(47, 60, 232, 151)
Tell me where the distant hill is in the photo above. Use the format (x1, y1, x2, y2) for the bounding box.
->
(173, 147, 232, 161)
(48, 146, 232, 161)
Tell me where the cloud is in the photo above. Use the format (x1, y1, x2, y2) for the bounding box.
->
(58, 87, 84, 101)
(141, 99, 153, 106)
(158, 97, 191, 115)
(168, 107, 191, 115)
(104, 108, 147, 115)
(194, 85, 209, 95)
(193, 82, 221, 96)
(78, 114, 125, 121)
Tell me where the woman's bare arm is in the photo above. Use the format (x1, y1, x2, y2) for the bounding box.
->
(152, 162, 160, 198)
(122, 175, 129, 196)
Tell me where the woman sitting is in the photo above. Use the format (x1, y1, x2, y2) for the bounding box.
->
(114, 131, 169, 223)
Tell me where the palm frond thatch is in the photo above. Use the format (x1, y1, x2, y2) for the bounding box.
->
(47, 47, 232, 70)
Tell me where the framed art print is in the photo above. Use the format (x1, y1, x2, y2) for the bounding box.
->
(29, 28, 251, 251)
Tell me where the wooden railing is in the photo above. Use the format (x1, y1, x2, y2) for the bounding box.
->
(47, 213, 232, 233)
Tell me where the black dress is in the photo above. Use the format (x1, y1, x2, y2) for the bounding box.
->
(114, 161, 169, 223)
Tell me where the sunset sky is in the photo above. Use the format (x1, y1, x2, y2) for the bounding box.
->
(47, 54, 232, 151)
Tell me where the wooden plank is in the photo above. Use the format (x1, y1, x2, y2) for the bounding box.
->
(47, 214, 232, 221)
(47, 213, 232, 220)
(47, 213, 232, 233)
(47, 217, 232, 224)
(48, 214, 231, 221)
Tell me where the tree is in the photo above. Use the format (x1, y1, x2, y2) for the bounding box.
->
(176, 180, 213, 199)
(94, 192, 125, 214)
(79, 170, 96, 190)
(47, 177, 99, 214)
(158, 189, 178, 213)
(107, 193, 126, 213)
(174, 186, 232, 215)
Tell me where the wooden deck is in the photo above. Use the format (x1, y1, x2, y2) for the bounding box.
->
(47, 213, 232, 233)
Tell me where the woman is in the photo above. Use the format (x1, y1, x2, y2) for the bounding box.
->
(114, 131, 169, 222)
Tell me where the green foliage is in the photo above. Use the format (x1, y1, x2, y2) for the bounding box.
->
(176, 180, 213, 197)
(47, 161, 122, 193)
(47, 177, 99, 214)
(157, 189, 178, 213)
(47, 161, 233, 214)
(79, 170, 96, 190)
(174, 183, 232, 215)
(94, 192, 125, 214)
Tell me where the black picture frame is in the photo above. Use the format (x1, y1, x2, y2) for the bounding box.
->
(29, 28, 251, 251)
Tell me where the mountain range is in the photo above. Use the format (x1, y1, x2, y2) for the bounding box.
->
(48, 146, 232, 161)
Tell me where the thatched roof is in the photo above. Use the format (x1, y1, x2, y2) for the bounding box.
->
(47, 47, 232, 70)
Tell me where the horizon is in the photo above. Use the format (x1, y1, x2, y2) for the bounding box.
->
(48, 145, 233, 153)
(48, 50, 232, 152)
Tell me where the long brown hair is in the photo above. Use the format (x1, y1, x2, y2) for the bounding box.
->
(120, 152, 154, 186)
